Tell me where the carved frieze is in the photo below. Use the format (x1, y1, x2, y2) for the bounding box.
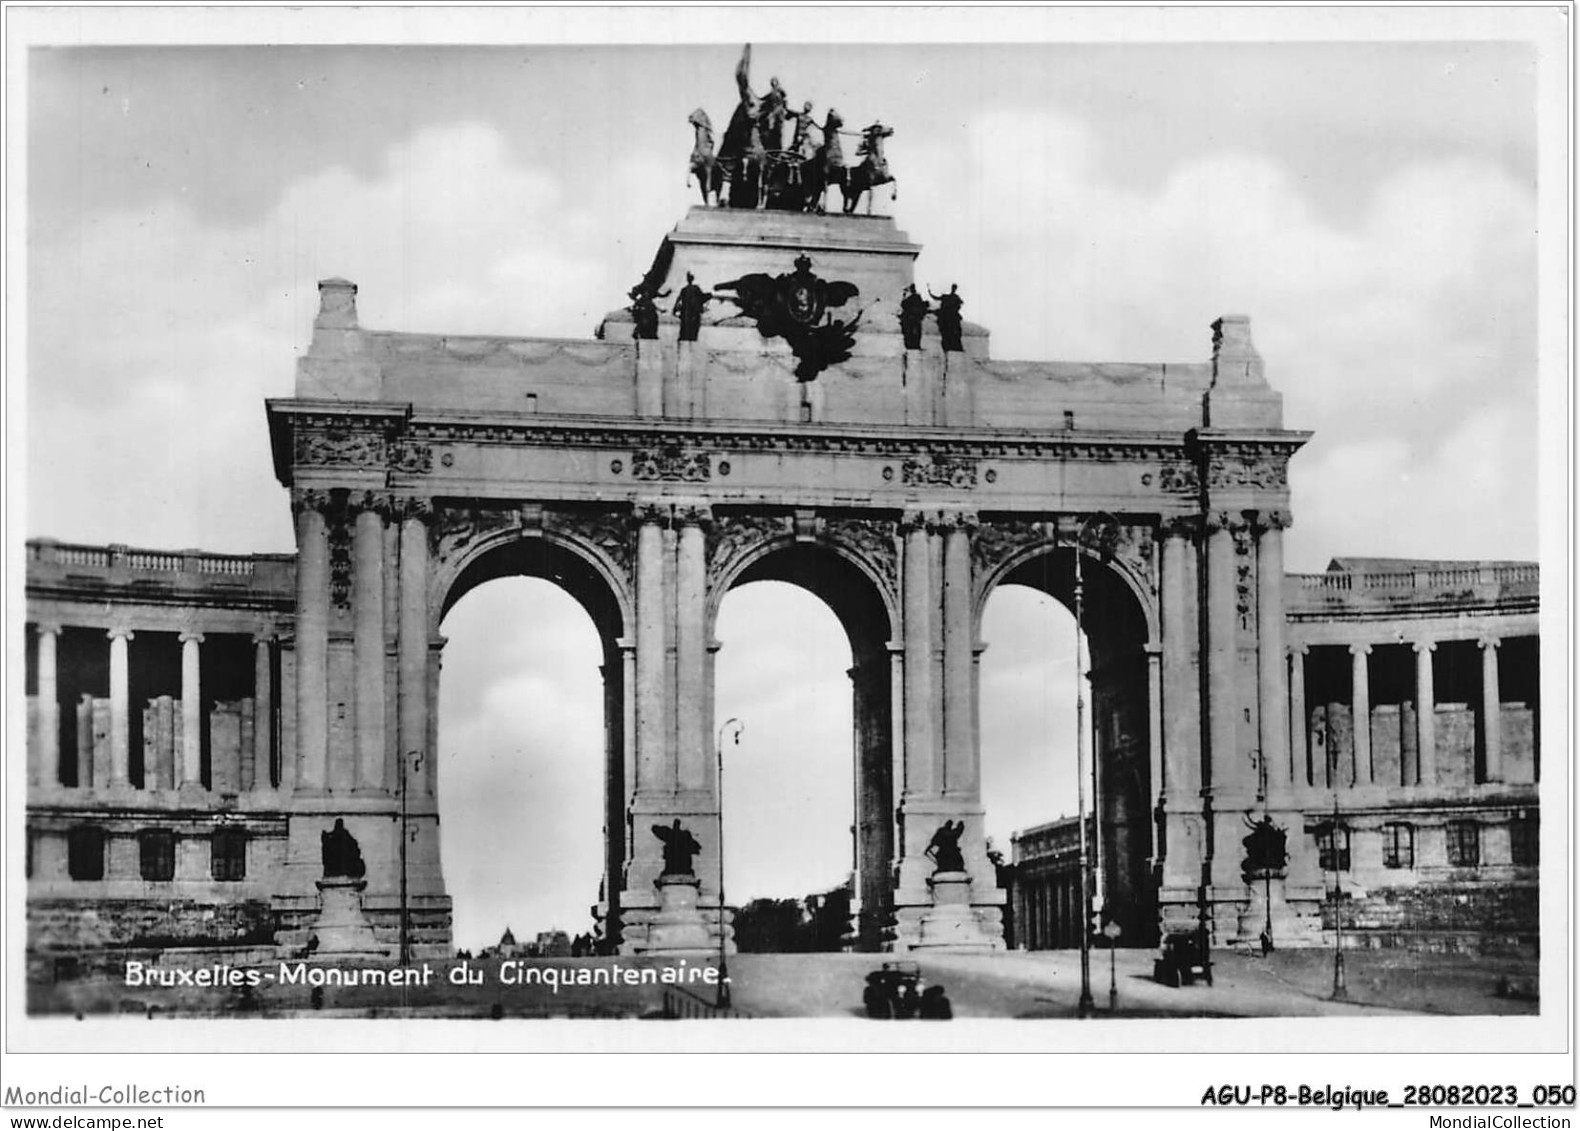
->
(1203, 447, 1289, 492)
(824, 517, 900, 597)
(970, 518, 1054, 581)
(706, 513, 791, 591)
(631, 444, 712, 483)
(389, 441, 435, 475)
(295, 424, 387, 470)
(1234, 521, 1254, 628)
(546, 508, 635, 580)
(430, 504, 523, 561)
(1158, 463, 1200, 495)
(1107, 522, 1159, 598)
(326, 510, 353, 610)
(900, 456, 978, 489)
(403, 418, 1198, 469)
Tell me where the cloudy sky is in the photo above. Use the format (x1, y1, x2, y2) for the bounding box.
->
(19, 12, 1552, 951)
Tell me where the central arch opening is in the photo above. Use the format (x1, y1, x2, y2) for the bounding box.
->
(436, 531, 628, 957)
(711, 537, 894, 951)
(438, 578, 604, 954)
(715, 582, 853, 951)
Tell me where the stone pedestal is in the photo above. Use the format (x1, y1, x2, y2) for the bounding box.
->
(1233, 874, 1306, 950)
(644, 873, 714, 955)
(911, 871, 995, 953)
(310, 878, 391, 961)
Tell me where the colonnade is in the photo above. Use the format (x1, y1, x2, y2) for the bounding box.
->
(30, 623, 276, 794)
(1286, 634, 1516, 788)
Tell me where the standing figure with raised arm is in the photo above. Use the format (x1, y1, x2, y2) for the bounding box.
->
(930, 283, 963, 352)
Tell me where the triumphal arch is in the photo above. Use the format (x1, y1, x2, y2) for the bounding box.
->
(261, 196, 1308, 954)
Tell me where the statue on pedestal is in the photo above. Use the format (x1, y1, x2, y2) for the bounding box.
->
(925, 820, 966, 874)
(653, 818, 703, 877)
(321, 818, 366, 879)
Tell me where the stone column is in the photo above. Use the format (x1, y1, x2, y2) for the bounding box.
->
(674, 506, 709, 792)
(294, 491, 330, 794)
(1349, 643, 1372, 786)
(1158, 517, 1198, 806)
(397, 499, 432, 799)
(1254, 511, 1292, 800)
(1287, 645, 1308, 788)
(1480, 636, 1503, 782)
(354, 499, 387, 793)
(108, 628, 134, 789)
(252, 635, 273, 790)
(941, 510, 976, 797)
(35, 625, 60, 787)
(178, 630, 203, 788)
(618, 637, 638, 812)
(1202, 512, 1239, 798)
(1145, 642, 1163, 809)
(901, 510, 937, 797)
(634, 503, 669, 796)
(1414, 640, 1437, 786)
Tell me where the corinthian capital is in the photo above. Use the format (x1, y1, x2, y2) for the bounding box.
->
(290, 488, 332, 518)
(936, 509, 979, 534)
(674, 503, 713, 529)
(393, 496, 434, 523)
(633, 500, 672, 527)
(1252, 508, 1293, 533)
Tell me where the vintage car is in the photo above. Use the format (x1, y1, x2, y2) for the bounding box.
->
(1153, 929, 1213, 987)
(863, 960, 924, 1019)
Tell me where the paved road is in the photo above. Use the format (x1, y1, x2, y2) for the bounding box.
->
(723, 948, 1538, 1020)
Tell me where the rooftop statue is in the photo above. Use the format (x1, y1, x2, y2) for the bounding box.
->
(700, 45, 894, 216)
(672, 272, 712, 342)
(930, 284, 963, 352)
(686, 108, 724, 207)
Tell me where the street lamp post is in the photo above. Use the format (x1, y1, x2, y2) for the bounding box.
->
(715, 718, 744, 1010)
(1324, 712, 1347, 1000)
(1329, 791, 1348, 1000)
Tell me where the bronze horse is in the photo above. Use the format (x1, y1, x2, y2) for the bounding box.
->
(841, 121, 895, 214)
(687, 108, 725, 206)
